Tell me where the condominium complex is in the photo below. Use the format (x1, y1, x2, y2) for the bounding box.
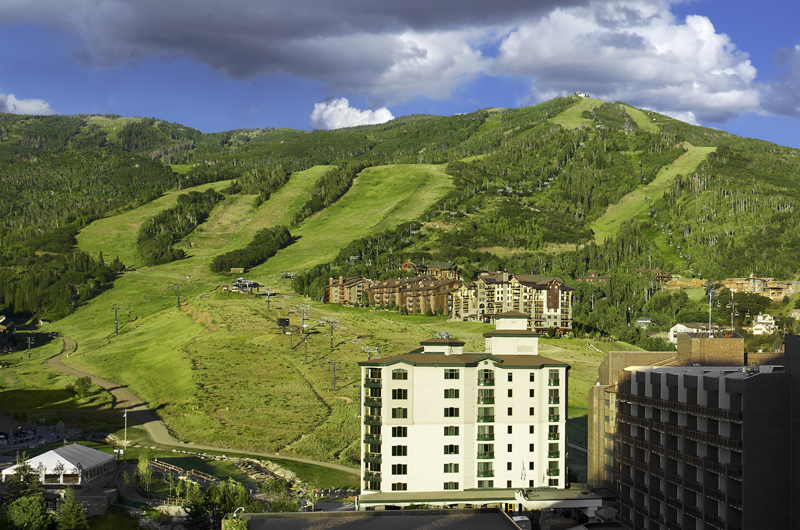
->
(723, 273, 796, 301)
(589, 332, 800, 529)
(366, 276, 460, 314)
(326, 276, 372, 305)
(452, 271, 574, 333)
(358, 313, 570, 505)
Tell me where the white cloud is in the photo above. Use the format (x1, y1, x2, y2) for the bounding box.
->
(662, 110, 699, 125)
(491, 0, 761, 122)
(310, 98, 394, 129)
(0, 92, 54, 115)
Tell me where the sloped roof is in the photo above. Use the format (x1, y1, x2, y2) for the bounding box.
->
(2, 444, 113, 477)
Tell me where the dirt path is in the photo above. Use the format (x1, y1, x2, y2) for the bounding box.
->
(46, 338, 358, 475)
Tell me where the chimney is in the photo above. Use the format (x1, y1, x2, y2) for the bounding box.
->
(329, 277, 333, 286)
(339, 276, 344, 284)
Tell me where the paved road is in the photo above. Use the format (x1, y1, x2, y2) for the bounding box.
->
(46, 338, 359, 476)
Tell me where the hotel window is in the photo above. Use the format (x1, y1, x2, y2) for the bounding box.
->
(444, 389, 459, 399)
(549, 388, 560, 404)
(444, 407, 460, 418)
(507, 426, 513, 434)
(391, 464, 407, 475)
(444, 445, 460, 455)
(444, 426, 459, 436)
(391, 483, 408, 491)
(391, 389, 408, 400)
(507, 407, 513, 416)
(477, 480, 494, 488)
(392, 369, 408, 380)
(529, 389, 535, 398)
(548, 369, 560, 386)
(391, 427, 407, 437)
(529, 425, 535, 434)
(529, 462, 535, 470)
(529, 407, 535, 416)
(549, 479, 559, 487)
(507, 389, 513, 398)
(443, 463, 459, 473)
(444, 369, 460, 380)
(529, 444, 535, 452)
(444, 482, 459, 490)
(529, 372, 536, 382)
(507, 444, 513, 452)
(391, 446, 407, 456)
(391, 408, 408, 419)
(508, 373, 513, 382)
(507, 462, 513, 471)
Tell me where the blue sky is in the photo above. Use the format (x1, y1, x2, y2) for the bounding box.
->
(0, 0, 798, 148)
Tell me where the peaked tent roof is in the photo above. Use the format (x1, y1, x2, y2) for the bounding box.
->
(2, 443, 114, 477)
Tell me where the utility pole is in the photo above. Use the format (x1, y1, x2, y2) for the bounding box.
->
(26, 337, 35, 361)
(175, 284, 181, 309)
(329, 362, 340, 392)
(114, 307, 119, 336)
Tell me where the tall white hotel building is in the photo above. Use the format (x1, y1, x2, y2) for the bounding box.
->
(358, 312, 570, 508)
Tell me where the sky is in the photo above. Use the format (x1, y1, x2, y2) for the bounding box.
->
(0, 0, 798, 148)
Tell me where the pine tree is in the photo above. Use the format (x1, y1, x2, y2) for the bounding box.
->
(57, 488, 89, 530)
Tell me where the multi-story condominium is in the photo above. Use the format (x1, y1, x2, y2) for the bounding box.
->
(589, 332, 800, 529)
(451, 271, 574, 333)
(399, 260, 460, 280)
(358, 313, 569, 502)
(326, 276, 372, 305)
(723, 273, 796, 301)
(366, 276, 460, 314)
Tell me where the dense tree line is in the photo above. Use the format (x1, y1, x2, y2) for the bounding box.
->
(209, 225, 293, 273)
(292, 162, 369, 224)
(137, 189, 224, 266)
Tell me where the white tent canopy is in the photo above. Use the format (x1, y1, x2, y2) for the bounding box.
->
(2, 443, 115, 485)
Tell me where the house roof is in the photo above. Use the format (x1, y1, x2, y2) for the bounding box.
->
(360, 352, 566, 368)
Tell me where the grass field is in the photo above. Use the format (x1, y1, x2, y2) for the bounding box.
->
(622, 105, 659, 133)
(550, 97, 605, 130)
(590, 143, 716, 243)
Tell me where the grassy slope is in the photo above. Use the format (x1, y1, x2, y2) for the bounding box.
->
(42, 163, 455, 470)
(590, 143, 716, 243)
(622, 105, 659, 133)
(549, 97, 605, 129)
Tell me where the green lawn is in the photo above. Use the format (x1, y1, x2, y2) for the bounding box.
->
(590, 143, 716, 243)
(550, 97, 606, 130)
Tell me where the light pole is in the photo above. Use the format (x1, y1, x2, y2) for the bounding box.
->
(329, 362, 340, 392)
(113, 307, 119, 336)
(26, 337, 35, 360)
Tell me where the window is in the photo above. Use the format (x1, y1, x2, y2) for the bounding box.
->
(548, 479, 559, 487)
(392, 408, 408, 419)
(444, 388, 460, 399)
(477, 480, 494, 488)
(443, 463, 459, 473)
(392, 426, 407, 437)
(508, 372, 513, 382)
(507, 425, 513, 434)
(369, 462, 381, 472)
(529, 443, 535, 452)
(391, 446, 407, 456)
(549, 389, 560, 404)
(529, 389, 535, 398)
(478, 369, 494, 385)
(549, 425, 559, 440)
(506, 462, 513, 471)
(507, 407, 513, 416)
(444, 407, 460, 418)
(444, 426, 459, 436)
(444, 445, 459, 455)
(392, 389, 408, 400)
(507, 389, 513, 398)
(391, 464, 407, 475)
(478, 388, 494, 403)
(478, 407, 494, 421)
(549, 369, 560, 386)
(507, 480, 512, 488)
(368, 368, 382, 379)
(529, 462, 535, 470)
(529, 372, 536, 382)
(444, 481, 459, 490)
(529, 480, 535, 488)
(444, 369, 460, 380)
(391, 483, 408, 491)
(392, 369, 408, 380)
(507, 444, 513, 452)
(529, 407, 535, 416)
(549, 442, 560, 458)
(549, 407, 559, 422)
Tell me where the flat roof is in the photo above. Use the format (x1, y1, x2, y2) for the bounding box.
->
(240, 508, 520, 530)
(360, 353, 567, 368)
(359, 486, 599, 504)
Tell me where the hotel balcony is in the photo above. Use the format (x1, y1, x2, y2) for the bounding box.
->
(477, 470, 494, 477)
(477, 415, 495, 423)
(364, 415, 382, 426)
(364, 378, 382, 388)
(364, 453, 382, 464)
(364, 397, 382, 407)
(364, 472, 382, 482)
(477, 379, 495, 387)
(477, 452, 495, 459)
(477, 397, 495, 404)
(364, 433, 382, 444)
(477, 433, 495, 441)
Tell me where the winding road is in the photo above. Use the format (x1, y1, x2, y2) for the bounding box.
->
(46, 338, 359, 476)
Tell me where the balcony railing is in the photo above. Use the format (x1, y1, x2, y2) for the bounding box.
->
(364, 434, 382, 444)
(364, 397, 382, 407)
(548, 433, 560, 440)
(364, 378, 382, 388)
(477, 434, 495, 441)
(548, 415, 560, 422)
(548, 379, 560, 387)
(617, 392, 743, 422)
(548, 451, 560, 458)
(477, 397, 495, 404)
(363, 472, 382, 481)
(364, 453, 382, 464)
(476, 470, 494, 477)
(364, 415, 382, 426)
(548, 397, 560, 404)
(477, 379, 495, 387)
(476, 452, 495, 459)
(546, 469, 560, 476)
(477, 415, 495, 423)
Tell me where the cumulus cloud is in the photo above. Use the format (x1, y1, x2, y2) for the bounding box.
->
(761, 45, 800, 118)
(662, 110, 700, 125)
(310, 98, 394, 129)
(491, 0, 760, 123)
(0, 92, 54, 115)
(0, 0, 784, 123)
